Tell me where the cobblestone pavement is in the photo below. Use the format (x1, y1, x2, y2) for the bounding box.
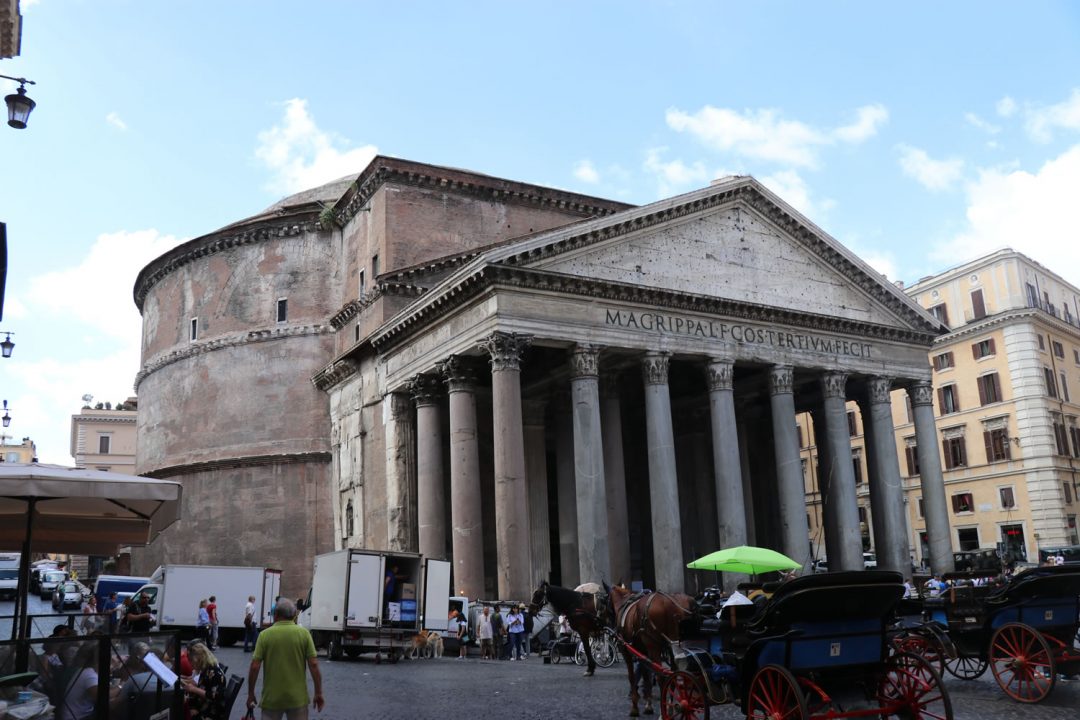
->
(219, 645, 1080, 720)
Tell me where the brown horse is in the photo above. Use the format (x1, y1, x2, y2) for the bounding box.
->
(528, 581, 609, 676)
(607, 584, 696, 717)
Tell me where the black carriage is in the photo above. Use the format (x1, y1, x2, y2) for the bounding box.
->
(651, 570, 951, 720)
(922, 564, 1080, 703)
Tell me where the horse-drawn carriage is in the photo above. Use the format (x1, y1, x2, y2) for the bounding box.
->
(920, 564, 1080, 702)
(632, 571, 951, 720)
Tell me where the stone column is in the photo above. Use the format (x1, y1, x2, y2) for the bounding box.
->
(864, 377, 909, 574)
(810, 404, 839, 568)
(384, 391, 417, 552)
(820, 372, 863, 572)
(706, 359, 746, 590)
(569, 344, 611, 584)
(438, 356, 484, 598)
(554, 395, 580, 587)
(642, 351, 684, 591)
(409, 373, 446, 561)
(601, 375, 631, 585)
(523, 399, 552, 584)
(769, 365, 811, 573)
(910, 381, 954, 574)
(479, 331, 533, 600)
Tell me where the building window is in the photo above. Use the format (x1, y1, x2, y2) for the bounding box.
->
(1037, 334, 1046, 351)
(904, 441, 920, 477)
(957, 528, 979, 551)
(984, 427, 1011, 462)
(943, 435, 967, 469)
(1064, 483, 1073, 505)
(372, 254, 380, 278)
(972, 338, 996, 359)
(1052, 340, 1065, 359)
(276, 298, 288, 323)
(999, 486, 1016, 509)
(933, 352, 954, 371)
(355, 323, 361, 343)
(904, 395, 914, 424)
(1069, 418, 1080, 458)
(1044, 367, 1058, 398)
(1052, 413, 1070, 456)
(929, 303, 949, 326)
(98, 435, 111, 454)
(917, 497, 925, 518)
(938, 385, 960, 415)
(1026, 283, 1039, 308)
(190, 317, 199, 342)
(797, 425, 804, 448)
(852, 452, 863, 484)
(1060, 372, 1071, 402)
(857, 506, 868, 524)
(977, 373, 1002, 405)
(345, 500, 354, 537)
(952, 492, 974, 514)
(359, 269, 366, 297)
(1074, 348, 1080, 365)
(847, 411, 858, 436)
(971, 289, 986, 320)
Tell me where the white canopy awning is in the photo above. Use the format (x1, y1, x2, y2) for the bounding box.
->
(0, 463, 182, 554)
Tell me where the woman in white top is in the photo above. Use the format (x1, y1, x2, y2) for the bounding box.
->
(58, 643, 98, 720)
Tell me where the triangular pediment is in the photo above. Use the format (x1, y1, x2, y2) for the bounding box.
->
(485, 178, 940, 334)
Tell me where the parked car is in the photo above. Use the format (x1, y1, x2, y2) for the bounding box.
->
(52, 581, 83, 610)
(953, 548, 1001, 572)
(812, 552, 877, 574)
(0, 567, 17, 600)
(29, 563, 58, 594)
(38, 569, 68, 600)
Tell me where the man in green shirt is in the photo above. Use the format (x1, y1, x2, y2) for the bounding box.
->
(247, 597, 325, 719)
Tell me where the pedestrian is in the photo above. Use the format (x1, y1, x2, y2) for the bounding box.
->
(196, 599, 211, 644)
(478, 606, 493, 659)
(489, 604, 505, 659)
(522, 607, 534, 658)
(1054, 552, 1065, 566)
(79, 594, 99, 635)
(243, 594, 258, 652)
(184, 641, 228, 719)
(506, 605, 526, 660)
(207, 595, 219, 649)
(124, 594, 154, 634)
(456, 613, 469, 659)
(101, 592, 120, 634)
(247, 597, 325, 719)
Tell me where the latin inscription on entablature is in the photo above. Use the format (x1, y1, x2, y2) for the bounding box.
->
(604, 308, 874, 359)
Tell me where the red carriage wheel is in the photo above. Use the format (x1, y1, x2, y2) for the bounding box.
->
(989, 622, 1056, 703)
(746, 665, 807, 720)
(878, 652, 954, 720)
(943, 655, 988, 680)
(660, 670, 710, 720)
(892, 632, 946, 677)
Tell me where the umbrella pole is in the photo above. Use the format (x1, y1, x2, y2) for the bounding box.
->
(14, 498, 35, 671)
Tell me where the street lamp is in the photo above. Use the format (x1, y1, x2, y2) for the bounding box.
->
(1, 400, 10, 428)
(0, 74, 36, 130)
(1, 332, 13, 359)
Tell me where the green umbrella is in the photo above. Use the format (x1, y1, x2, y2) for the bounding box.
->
(687, 545, 800, 575)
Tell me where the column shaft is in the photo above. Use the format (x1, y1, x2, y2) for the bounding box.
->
(555, 402, 580, 587)
(643, 352, 684, 591)
(523, 400, 552, 584)
(820, 373, 863, 572)
(601, 377, 631, 585)
(384, 392, 417, 552)
(770, 365, 812, 573)
(864, 377, 909, 574)
(480, 332, 533, 600)
(440, 357, 484, 598)
(810, 405, 838, 568)
(570, 346, 611, 584)
(410, 375, 446, 560)
(910, 381, 954, 574)
(707, 359, 746, 591)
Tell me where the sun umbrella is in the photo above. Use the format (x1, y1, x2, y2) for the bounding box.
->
(687, 545, 800, 575)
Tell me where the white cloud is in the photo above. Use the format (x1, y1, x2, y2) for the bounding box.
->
(572, 159, 600, 184)
(105, 112, 127, 131)
(666, 103, 887, 168)
(1025, 89, 1080, 143)
(643, 147, 711, 196)
(897, 144, 965, 191)
(965, 112, 1000, 135)
(996, 96, 1017, 118)
(758, 170, 825, 218)
(255, 99, 378, 195)
(933, 144, 1080, 288)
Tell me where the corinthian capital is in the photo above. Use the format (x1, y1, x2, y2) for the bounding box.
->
(867, 376, 893, 405)
(407, 374, 442, 407)
(769, 365, 794, 396)
(908, 380, 934, 407)
(641, 351, 670, 386)
(478, 331, 532, 372)
(706, 358, 734, 391)
(569, 344, 601, 379)
(438, 355, 476, 394)
(821, 372, 848, 400)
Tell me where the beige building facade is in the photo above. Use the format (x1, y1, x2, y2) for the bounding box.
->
(70, 398, 138, 473)
(0, 435, 36, 463)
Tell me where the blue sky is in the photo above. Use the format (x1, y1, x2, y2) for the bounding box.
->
(2, 1, 1080, 463)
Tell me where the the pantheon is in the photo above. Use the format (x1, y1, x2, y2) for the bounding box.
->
(132, 157, 951, 599)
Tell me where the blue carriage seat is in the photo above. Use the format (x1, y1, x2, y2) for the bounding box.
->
(745, 570, 905, 672)
(984, 565, 1080, 642)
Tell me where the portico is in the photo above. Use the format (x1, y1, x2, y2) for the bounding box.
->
(317, 175, 950, 599)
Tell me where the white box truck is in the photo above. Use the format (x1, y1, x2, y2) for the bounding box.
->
(303, 549, 450, 661)
(131, 564, 282, 645)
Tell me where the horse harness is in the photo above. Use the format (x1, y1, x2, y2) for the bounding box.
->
(616, 591, 692, 646)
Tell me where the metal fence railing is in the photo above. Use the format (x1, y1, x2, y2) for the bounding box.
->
(0, 628, 184, 720)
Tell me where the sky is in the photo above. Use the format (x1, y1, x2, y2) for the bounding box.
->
(1, 1, 1080, 464)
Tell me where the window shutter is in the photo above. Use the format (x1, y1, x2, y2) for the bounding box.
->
(942, 439, 952, 469)
(992, 373, 1002, 402)
(971, 343, 979, 360)
(984, 431, 994, 462)
(988, 338, 996, 354)
(977, 376, 987, 405)
(971, 289, 986, 319)
(937, 388, 945, 412)
(959, 438, 967, 466)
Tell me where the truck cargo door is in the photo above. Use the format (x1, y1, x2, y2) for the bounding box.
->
(421, 559, 452, 632)
(262, 570, 282, 626)
(346, 553, 382, 628)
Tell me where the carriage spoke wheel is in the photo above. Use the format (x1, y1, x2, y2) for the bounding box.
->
(746, 664, 807, 720)
(989, 623, 1056, 703)
(892, 633, 946, 677)
(660, 670, 710, 720)
(878, 652, 953, 720)
(943, 655, 987, 680)
(592, 635, 618, 669)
